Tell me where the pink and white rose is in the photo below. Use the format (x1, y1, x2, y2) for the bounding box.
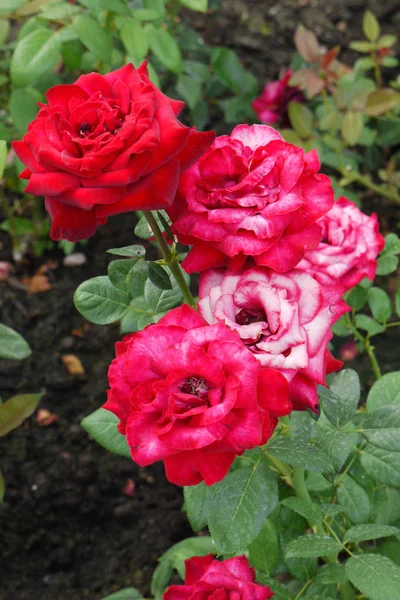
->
(198, 267, 348, 411)
(169, 124, 333, 274)
(297, 196, 385, 290)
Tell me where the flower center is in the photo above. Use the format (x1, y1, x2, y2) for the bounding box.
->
(235, 308, 266, 326)
(179, 377, 209, 398)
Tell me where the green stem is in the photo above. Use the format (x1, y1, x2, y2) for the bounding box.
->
(371, 51, 382, 88)
(263, 450, 293, 485)
(341, 168, 400, 204)
(364, 338, 382, 379)
(343, 313, 382, 380)
(142, 210, 196, 308)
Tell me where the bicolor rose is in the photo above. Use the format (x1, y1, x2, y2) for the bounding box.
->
(104, 305, 290, 486)
(13, 62, 214, 242)
(169, 124, 333, 274)
(198, 267, 348, 411)
(297, 196, 385, 290)
(164, 554, 274, 600)
(252, 69, 303, 126)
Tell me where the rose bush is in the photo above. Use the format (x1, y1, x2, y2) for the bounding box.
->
(12, 62, 214, 242)
(169, 124, 333, 274)
(164, 555, 274, 600)
(198, 267, 348, 411)
(297, 196, 385, 290)
(252, 70, 303, 126)
(103, 304, 291, 486)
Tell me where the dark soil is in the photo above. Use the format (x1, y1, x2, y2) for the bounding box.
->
(1, 1, 400, 599)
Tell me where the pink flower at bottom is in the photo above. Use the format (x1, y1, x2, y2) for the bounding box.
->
(164, 554, 274, 600)
(252, 69, 304, 126)
(104, 305, 291, 486)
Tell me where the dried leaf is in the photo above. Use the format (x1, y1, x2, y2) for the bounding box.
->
(36, 409, 59, 426)
(61, 354, 85, 376)
(294, 25, 321, 63)
(22, 274, 52, 294)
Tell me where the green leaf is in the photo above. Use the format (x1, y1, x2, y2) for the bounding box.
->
(128, 259, 149, 298)
(61, 39, 82, 70)
(363, 10, 380, 42)
(319, 369, 360, 428)
(376, 120, 400, 146)
(0, 140, 6, 179)
(350, 41, 374, 53)
(147, 25, 182, 74)
(180, 0, 208, 12)
(0, 394, 41, 437)
(288, 102, 313, 138)
(151, 537, 214, 600)
(74, 276, 130, 324)
(144, 272, 185, 315)
(119, 297, 154, 334)
(176, 74, 202, 110)
(121, 18, 148, 66)
(360, 444, 400, 487)
(148, 263, 172, 291)
(208, 462, 278, 554)
(107, 245, 146, 258)
(377, 255, 398, 276)
(0, 470, 4, 503)
(315, 423, 358, 473)
(81, 408, 130, 458)
(365, 89, 400, 117)
(101, 588, 142, 600)
(0, 0, 25, 16)
(266, 438, 335, 473)
(367, 372, 400, 412)
(362, 405, 400, 451)
(10, 88, 40, 134)
(11, 29, 61, 87)
(355, 314, 385, 336)
(73, 16, 111, 63)
(97, 0, 130, 14)
(281, 497, 322, 524)
(344, 524, 400, 544)
(40, 1, 81, 20)
(0, 18, 10, 45)
(347, 285, 368, 311)
(211, 47, 257, 96)
(346, 554, 400, 600)
(314, 564, 348, 585)
(183, 482, 214, 531)
(372, 487, 400, 525)
(248, 519, 279, 574)
(285, 535, 341, 559)
(341, 111, 363, 146)
(108, 259, 139, 292)
(0, 324, 31, 360)
(337, 475, 371, 524)
(367, 287, 392, 323)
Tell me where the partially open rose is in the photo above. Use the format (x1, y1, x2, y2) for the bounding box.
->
(199, 267, 348, 411)
(297, 196, 385, 290)
(252, 69, 304, 126)
(13, 62, 214, 242)
(164, 555, 274, 600)
(169, 124, 333, 274)
(104, 305, 290, 486)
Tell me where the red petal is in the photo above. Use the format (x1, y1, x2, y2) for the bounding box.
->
(25, 172, 81, 196)
(45, 197, 99, 242)
(181, 244, 226, 274)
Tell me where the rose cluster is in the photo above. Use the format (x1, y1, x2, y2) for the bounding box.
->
(16, 63, 383, 490)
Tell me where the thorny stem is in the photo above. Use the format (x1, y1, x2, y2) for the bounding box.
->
(142, 210, 197, 308)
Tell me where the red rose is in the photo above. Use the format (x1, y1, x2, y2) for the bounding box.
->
(252, 70, 304, 126)
(169, 125, 333, 274)
(297, 197, 385, 290)
(104, 305, 290, 486)
(199, 267, 348, 411)
(164, 554, 274, 600)
(13, 62, 214, 242)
